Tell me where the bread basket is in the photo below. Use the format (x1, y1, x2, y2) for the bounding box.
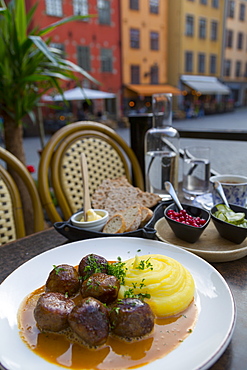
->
(53, 201, 171, 241)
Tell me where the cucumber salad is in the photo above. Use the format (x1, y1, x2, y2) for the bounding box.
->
(213, 204, 247, 228)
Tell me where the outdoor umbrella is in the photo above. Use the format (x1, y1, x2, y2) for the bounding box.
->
(43, 87, 116, 101)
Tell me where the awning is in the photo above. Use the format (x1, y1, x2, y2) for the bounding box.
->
(125, 84, 182, 96)
(43, 87, 116, 101)
(181, 75, 230, 95)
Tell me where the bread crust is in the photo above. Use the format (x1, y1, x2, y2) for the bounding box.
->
(140, 207, 154, 228)
(119, 205, 142, 232)
(102, 214, 126, 234)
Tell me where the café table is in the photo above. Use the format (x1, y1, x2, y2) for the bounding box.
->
(0, 226, 246, 369)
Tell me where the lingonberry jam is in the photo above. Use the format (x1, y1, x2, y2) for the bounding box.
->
(166, 209, 207, 228)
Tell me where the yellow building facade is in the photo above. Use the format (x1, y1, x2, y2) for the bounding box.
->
(167, 0, 232, 115)
(223, 0, 247, 105)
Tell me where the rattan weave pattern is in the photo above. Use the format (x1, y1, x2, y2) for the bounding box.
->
(0, 178, 16, 245)
(60, 137, 126, 213)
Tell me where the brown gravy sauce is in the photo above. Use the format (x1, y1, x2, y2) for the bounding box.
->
(18, 286, 197, 369)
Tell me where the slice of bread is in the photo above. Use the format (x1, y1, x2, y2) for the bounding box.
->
(92, 176, 132, 209)
(140, 206, 153, 228)
(102, 214, 126, 234)
(102, 204, 153, 234)
(103, 187, 141, 217)
(119, 205, 142, 232)
(92, 176, 161, 217)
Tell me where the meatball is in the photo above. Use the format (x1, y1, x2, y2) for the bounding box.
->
(109, 298, 155, 339)
(78, 254, 108, 280)
(68, 297, 110, 347)
(34, 292, 75, 332)
(46, 264, 80, 297)
(81, 273, 120, 304)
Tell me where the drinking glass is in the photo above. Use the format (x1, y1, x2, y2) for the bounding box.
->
(182, 146, 210, 200)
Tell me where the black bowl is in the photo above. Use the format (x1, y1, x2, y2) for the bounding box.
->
(164, 203, 211, 243)
(211, 204, 247, 244)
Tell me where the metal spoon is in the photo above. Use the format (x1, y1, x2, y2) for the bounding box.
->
(213, 181, 230, 208)
(165, 181, 183, 211)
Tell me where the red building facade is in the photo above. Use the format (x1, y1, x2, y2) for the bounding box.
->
(25, 0, 122, 119)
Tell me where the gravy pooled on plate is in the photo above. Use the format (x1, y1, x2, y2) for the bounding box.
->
(18, 253, 198, 369)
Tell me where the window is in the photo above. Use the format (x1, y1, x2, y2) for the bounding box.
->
(198, 53, 205, 73)
(200, 0, 207, 5)
(150, 32, 159, 50)
(130, 28, 140, 48)
(130, 0, 139, 10)
(237, 32, 244, 49)
(212, 0, 219, 8)
(224, 60, 231, 77)
(77, 46, 91, 71)
(235, 61, 241, 77)
(150, 0, 159, 14)
(130, 65, 140, 84)
(186, 15, 194, 36)
(185, 51, 193, 72)
(210, 54, 217, 74)
(101, 48, 113, 72)
(228, 0, 235, 18)
(45, 0, 62, 16)
(239, 3, 245, 21)
(73, 0, 88, 16)
(225, 29, 233, 48)
(150, 65, 159, 84)
(98, 0, 110, 25)
(199, 18, 207, 39)
(210, 21, 218, 41)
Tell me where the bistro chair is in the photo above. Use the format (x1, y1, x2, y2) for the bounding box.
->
(0, 147, 44, 245)
(38, 121, 144, 224)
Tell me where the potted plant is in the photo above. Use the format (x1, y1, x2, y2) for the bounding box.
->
(0, 0, 98, 233)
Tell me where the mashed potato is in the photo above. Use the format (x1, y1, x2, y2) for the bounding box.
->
(118, 254, 195, 317)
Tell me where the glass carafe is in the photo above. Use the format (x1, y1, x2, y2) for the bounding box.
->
(144, 93, 179, 199)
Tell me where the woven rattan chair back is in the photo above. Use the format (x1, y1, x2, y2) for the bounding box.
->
(0, 147, 44, 245)
(38, 121, 144, 223)
(0, 165, 25, 244)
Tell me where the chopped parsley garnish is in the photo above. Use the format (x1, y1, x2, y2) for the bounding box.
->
(111, 306, 120, 314)
(53, 265, 65, 275)
(124, 281, 151, 300)
(83, 255, 106, 279)
(136, 257, 153, 271)
(107, 257, 127, 285)
(124, 288, 151, 300)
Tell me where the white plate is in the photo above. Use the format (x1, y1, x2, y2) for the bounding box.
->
(0, 237, 235, 370)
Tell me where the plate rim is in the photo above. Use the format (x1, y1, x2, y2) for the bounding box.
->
(0, 237, 236, 370)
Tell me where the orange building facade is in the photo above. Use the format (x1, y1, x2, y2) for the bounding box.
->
(120, 0, 180, 115)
